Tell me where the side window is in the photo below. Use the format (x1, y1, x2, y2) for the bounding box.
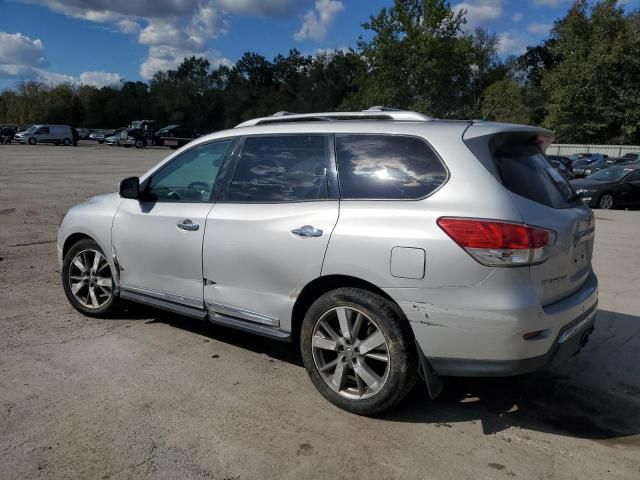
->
(37, 127, 49, 134)
(147, 140, 231, 202)
(226, 135, 330, 202)
(335, 134, 447, 200)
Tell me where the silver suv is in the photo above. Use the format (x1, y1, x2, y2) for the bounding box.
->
(58, 109, 598, 415)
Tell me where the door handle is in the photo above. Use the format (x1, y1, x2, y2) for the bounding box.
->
(177, 219, 199, 231)
(291, 225, 323, 238)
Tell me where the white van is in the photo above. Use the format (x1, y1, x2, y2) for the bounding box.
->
(15, 125, 74, 145)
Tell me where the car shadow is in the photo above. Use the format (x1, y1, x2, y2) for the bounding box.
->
(123, 304, 640, 442)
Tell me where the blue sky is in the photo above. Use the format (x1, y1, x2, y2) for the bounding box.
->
(0, 1, 632, 89)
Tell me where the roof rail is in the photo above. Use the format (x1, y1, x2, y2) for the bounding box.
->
(234, 108, 431, 128)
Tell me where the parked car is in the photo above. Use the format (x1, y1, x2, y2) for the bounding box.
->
(58, 109, 598, 415)
(1, 125, 17, 144)
(571, 162, 640, 209)
(574, 157, 635, 178)
(76, 128, 91, 139)
(620, 152, 639, 161)
(14, 124, 74, 145)
(104, 128, 125, 146)
(547, 154, 574, 179)
(89, 129, 113, 144)
(573, 158, 608, 177)
(569, 153, 609, 160)
(568, 153, 608, 167)
(155, 124, 199, 149)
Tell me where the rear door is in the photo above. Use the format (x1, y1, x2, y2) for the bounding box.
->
(202, 134, 339, 331)
(482, 133, 594, 305)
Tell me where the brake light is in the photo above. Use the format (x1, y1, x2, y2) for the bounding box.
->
(437, 217, 556, 267)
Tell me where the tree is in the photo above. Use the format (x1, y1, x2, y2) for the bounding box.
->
(543, 0, 640, 143)
(349, 0, 497, 118)
(480, 79, 531, 124)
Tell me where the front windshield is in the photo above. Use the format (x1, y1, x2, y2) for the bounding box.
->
(587, 167, 630, 182)
(25, 126, 37, 133)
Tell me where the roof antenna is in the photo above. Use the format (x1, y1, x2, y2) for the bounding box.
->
(482, 90, 508, 121)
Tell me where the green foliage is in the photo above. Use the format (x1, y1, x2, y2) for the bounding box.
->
(480, 80, 531, 124)
(350, 0, 500, 118)
(0, 0, 637, 145)
(542, 0, 640, 143)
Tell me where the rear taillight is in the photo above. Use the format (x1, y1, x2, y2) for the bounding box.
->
(437, 217, 556, 267)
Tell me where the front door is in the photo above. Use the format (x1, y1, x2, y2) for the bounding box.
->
(203, 134, 339, 331)
(112, 139, 232, 307)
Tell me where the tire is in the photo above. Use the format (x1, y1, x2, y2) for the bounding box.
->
(135, 139, 144, 149)
(63, 138, 71, 146)
(28, 137, 36, 145)
(598, 193, 614, 209)
(300, 287, 418, 415)
(61, 238, 119, 317)
(98, 140, 104, 144)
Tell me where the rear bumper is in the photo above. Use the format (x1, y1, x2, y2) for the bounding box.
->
(391, 268, 598, 377)
(428, 304, 596, 376)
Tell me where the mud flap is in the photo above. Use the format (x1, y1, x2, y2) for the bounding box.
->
(415, 340, 443, 400)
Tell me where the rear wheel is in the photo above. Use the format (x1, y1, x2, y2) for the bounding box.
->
(300, 288, 417, 415)
(598, 193, 614, 209)
(62, 238, 119, 317)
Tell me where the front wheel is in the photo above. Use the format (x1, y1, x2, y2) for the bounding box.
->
(61, 238, 119, 317)
(63, 138, 71, 146)
(300, 288, 418, 415)
(598, 193, 614, 209)
(135, 139, 144, 148)
(28, 137, 36, 145)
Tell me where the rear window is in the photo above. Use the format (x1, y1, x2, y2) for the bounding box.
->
(491, 135, 577, 209)
(335, 134, 447, 200)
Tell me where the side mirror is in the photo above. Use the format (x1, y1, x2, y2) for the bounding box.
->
(119, 176, 140, 199)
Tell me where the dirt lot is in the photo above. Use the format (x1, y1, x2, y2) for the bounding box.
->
(1, 141, 639, 480)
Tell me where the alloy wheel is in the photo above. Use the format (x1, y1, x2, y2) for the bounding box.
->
(599, 194, 613, 209)
(68, 249, 113, 309)
(311, 306, 391, 400)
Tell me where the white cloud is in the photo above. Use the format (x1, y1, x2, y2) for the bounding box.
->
(117, 18, 140, 34)
(453, 0, 502, 31)
(533, 0, 570, 6)
(0, 30, 120, 86)
(294, 0, 344, 42)
(23, 0, 317, 80)
(79, 71, 121, 87)
(0, 31, 48, 78)
(497, 31, 529, 56)
(512, 12, 523, 22)
(140, 46, 230, 79)
(214, 0, 308, 16)
(527, 22, 552, 35)
(26, 0, 242, 80)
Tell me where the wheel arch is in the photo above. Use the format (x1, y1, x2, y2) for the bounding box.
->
(62, 232, 93, 259)
(291, 274, 404, 341)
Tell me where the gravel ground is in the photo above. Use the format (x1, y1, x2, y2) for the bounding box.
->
(1, 141, 639, 480)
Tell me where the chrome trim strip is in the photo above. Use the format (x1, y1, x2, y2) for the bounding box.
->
(558, 311, 596, 344)
(207, 302, 280, 327)
(121, 284, 203, 309)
